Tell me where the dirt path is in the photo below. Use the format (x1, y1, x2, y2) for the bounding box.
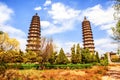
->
(102, 65, 120, 80)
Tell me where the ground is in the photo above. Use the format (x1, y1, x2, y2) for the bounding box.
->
(102, 64, 120, 80)
(0, 66, 107, 80)
(1, 65, 120, 80)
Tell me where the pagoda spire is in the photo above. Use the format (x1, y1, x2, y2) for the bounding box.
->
(35, 13, 38, 16)
(84, 16, 86, 20)
(26, 13, 41, 53)
(82, 17, 95, 52)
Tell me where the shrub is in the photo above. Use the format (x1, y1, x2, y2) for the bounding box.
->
(0, 64, 6, 75)
(6, 63, 39, 69)
(45, 64, 92, 69)
(100, 60, 108, 66)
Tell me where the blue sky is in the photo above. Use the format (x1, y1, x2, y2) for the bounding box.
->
(0, 0, 117, 54)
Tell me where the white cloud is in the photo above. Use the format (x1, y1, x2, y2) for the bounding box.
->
(94, 38, 117, 54)
(48, 3, 81, 20)
(42, 3, 118, 54)
(0, 2, 13, 24)
(41, 21, 50, 29)
(100, 22, 115, 30)
(34, 6, 42, 11)
(81, 4, 116, 36)
(16, 38, 27, 52)
(54, 40, 81, 53)
(42, 2, 81, 35)
(44, 0, 52, 6)
(42, 19, 76, 35)
(82, 4, 115, 26)
(0, 25, 26, 38)
(81, 4, 118, 54)
(0, 2, 26, 51)
(0, 25, 27, 52)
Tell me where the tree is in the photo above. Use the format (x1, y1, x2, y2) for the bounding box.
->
(24, 51, 38, 63)
(75, 44, 82, 63)
(0, 50, 24, 63)
(55, 48, 69, 64)
(113, 0, 120, 20)
(40, 37, 55, 63)
(81, 48, 92, 63)
(112, 0, 120, 58)
(48, 51, 57, 64)
(37, 37, 56, 69)
(0, 31, 5, 47)
(71, 44, 82, 64)
(71, 44, 76, 64)
(112, 20, 120, 57)
(0, 32, 19, 51)
(112, 21, 120, 41)
(95, 52, 100, 63)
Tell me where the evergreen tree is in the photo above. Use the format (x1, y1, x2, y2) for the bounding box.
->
(55, 48, 69, 64)
(81, 48, 92, 63)
(49, 52, 57, 64)
(95, 52, 100, 63)
(75, 44, 81, 63)
(71, 44, 76, 64)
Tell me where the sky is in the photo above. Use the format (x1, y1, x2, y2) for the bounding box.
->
(0, 0, 118, 55)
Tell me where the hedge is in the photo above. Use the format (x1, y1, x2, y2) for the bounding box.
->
(5, 63, 93, 69)
(45, 63, 93, 69)
(6, 63, 39, 69)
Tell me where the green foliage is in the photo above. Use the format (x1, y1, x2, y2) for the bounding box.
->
(3, 63, 92, 70)
(0, 62, 6, 75)
(55, 48, 69, 64)
(45, 63, 92, 69)
(6, 63, 39, 69)
(0, 31, 4, 34)
(0, 32, 19, 51)
(100, 60, 108, 66)
(112, 20, 120, 42)
(0, 50, 24, 63)
(71, 44, 82, 64)
(24, 51, 42, 63)
(113, 0, 120, 20)
(96, 52, 100, 63)
(100, 53, 108, 66)
(48, 52, 57, 64)
(81, 48, 91, 63)
(75, 44, 82, 63)
(81, 48, 99, 63)
(71, 44, 76, 63)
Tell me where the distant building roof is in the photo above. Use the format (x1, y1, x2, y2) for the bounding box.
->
(66, 53, 71, 57)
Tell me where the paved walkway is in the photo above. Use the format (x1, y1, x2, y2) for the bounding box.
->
(102, 65, 120, 80)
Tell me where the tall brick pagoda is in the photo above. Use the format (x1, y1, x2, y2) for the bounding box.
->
(82, 17, 95, 52)
(26, 13, 41, 53)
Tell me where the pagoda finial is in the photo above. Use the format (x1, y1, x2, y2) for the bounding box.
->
(35, 13, 38, 16)
(84, 16, 87, 20)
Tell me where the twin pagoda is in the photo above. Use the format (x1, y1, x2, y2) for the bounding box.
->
(82, 17, 95, 52)
(26, 14, 95, 53)
(26, 13, 41, 53)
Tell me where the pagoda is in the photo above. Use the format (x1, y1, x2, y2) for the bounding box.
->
(82, 17, 95, 52)
(26, 13, 41, 53)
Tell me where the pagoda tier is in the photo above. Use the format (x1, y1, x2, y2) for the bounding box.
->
(82, 17, 95, 52)
(26, 13, 41, 53)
